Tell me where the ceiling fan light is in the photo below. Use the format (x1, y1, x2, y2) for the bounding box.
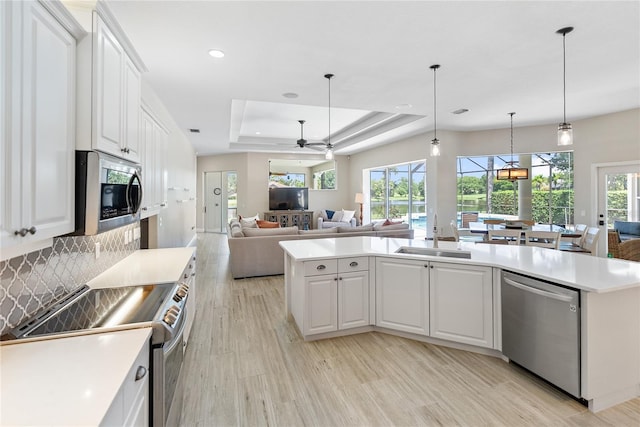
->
(430, 138, 440, 157)
(558, 122, 573, 146)
(325, 147, 334, 160)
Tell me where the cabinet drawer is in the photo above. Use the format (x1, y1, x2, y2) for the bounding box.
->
(338, 257, 369, 272)
(304, 259, 337, 276)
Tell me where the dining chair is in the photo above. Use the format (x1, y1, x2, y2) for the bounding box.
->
(514, 219, 535, 226)
(579, 227, 601, 255)
(461, 212, 479, 228)
(524, 230, 562, 249)
(451, 222, 484, 242)
(488, 229, 522, 245)
(607, 229, 622, 258)
(619, 239, 640, 262)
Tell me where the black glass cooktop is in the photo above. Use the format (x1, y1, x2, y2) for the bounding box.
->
(6, 283, 175, 340)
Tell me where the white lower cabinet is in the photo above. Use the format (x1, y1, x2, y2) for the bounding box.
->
(301, 257, 369, 336)
(101, 337, 150, 427)
(375, 257, 429, 335)
(429, 262, 494, 348)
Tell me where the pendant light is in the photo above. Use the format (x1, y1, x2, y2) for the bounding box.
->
(430, 64, 441, 156)
(497, 112, 529, 181)
(324, 73, 334, 160)
(557, 26, 574, 146)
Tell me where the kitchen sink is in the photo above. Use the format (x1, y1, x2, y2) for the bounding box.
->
(395, 246, 471, 259)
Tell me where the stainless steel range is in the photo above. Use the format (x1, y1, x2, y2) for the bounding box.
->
(2, 281, 190, 427)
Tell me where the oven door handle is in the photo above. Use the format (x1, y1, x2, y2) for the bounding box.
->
(503, 277, 574, 302)
(164, 307, 188, 354)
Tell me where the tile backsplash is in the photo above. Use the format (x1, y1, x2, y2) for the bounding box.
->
(0, 224, 140, 337)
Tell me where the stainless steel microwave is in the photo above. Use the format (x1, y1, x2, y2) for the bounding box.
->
(73, 151, 143, 235)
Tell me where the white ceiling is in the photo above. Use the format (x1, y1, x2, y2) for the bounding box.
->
(107, 0, 640, 157)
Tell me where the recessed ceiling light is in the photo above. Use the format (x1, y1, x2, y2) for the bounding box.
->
(208, 49, 225, 58)
(452, 108, 469, 115)
(255, 131, 261, 135)
(282, 92, 299, 99)
(395, 103, 412, 109)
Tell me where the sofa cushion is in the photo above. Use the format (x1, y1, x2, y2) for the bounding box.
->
(239, 213, 260, 228)
(614, 221, 640, 237)
(256, 220, 280, 228)
(338, 224, 373, 233)
(331, 210, 344, 222)
(341, 209, 355, 223)
(374, 222, 409, 231)
(299, 228, 335, 235)
(242, 226, 299, 237)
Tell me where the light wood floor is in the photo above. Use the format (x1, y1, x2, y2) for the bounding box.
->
(180, 232, 640, 426)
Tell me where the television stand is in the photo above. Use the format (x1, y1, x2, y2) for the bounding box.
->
(264, 210, 313, 230)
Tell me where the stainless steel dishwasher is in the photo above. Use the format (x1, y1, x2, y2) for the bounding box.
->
(501, 270, 581, 398)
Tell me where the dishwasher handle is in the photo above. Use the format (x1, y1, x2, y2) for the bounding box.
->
(503, 277, 574, 303)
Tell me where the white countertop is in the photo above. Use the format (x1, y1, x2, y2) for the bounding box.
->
(0, 327, 151, 426)
(89, 247, 196, 289)
(279, 236, 640, 293)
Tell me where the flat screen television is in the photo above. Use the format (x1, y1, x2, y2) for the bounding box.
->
(269, 187, 308, 210)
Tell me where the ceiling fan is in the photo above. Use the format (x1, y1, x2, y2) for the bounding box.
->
(295, 120, 326, 150)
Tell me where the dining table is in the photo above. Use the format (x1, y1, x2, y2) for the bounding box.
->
(468, 223, 584, 239)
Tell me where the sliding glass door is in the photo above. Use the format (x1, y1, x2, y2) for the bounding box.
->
(368, 161, 426, 237)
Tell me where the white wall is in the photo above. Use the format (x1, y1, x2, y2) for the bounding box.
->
(196, 109, 639, 234)
(141, 80, 197, 247)
(348, 109, 640, 235)
(196, 152, 352, 229)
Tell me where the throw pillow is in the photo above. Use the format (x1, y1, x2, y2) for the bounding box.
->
(240, 218, 258, 228)
(331, 210, 344, 222)
(325, 209, 335, 219)
(239, 213, 260, 228)
(256, 220, 280, 228)
(341, 209, 355, 223)
(319, 210, 329, 221)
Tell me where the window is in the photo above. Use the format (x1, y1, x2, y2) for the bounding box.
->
(313, 169, 335, 189)
(269, 173, 305, 188)
(367, 161, 426, 236)
(456, 151, 574, 225)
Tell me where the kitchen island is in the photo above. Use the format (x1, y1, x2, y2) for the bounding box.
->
(280, 236, 640, 413)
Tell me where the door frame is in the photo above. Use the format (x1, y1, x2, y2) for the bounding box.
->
(592, 160, 640, 257)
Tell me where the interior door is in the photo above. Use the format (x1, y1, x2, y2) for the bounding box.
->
(596, 162, 640, 257)
(204, 172, 223, 233)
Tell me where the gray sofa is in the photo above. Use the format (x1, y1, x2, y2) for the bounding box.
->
(227, 221, 414, 278)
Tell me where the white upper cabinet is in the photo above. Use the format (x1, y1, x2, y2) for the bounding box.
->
(140, 106, 168, 217)
(1, 0, 79, 260)
(74, 3, 146, 162)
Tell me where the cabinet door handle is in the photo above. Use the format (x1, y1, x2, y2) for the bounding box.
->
(135, 366, 147, 381)
(27, 226, 36, 235)
(14, 228, 27, 237)
(425, 265, 429, 268)
(316, 265, 326, 270)
(349, 261, 358, 267)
